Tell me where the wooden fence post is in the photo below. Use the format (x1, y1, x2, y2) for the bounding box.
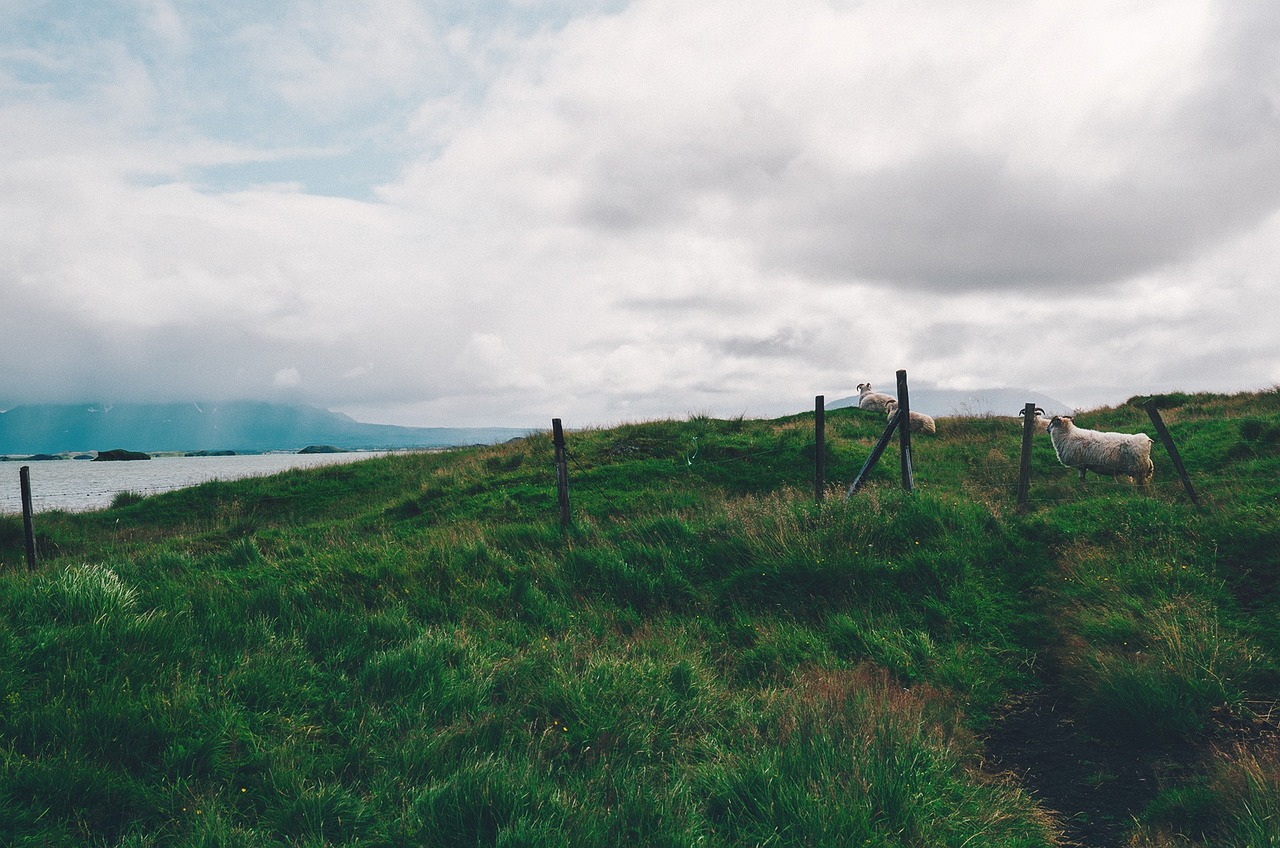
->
(846, 413, 900, 498)
(20, 466, 38, 571)
(896, 370, 914, 493)
(814, 395, 825, 503)
(1016, 403, 1040, 511)
(551, 419, 571, 528)
(1143, 400, 1201, 506)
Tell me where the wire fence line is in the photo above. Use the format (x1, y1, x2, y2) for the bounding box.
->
(3, 410, 1241, 527)
(0, 409, 1245, 576)
(560, 441, 805, 520)
(2, 448, 1219, 519)
(555, 427, 1218, 523)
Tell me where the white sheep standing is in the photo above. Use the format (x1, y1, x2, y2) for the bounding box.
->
(1047, 415, 1154, 486)
(857, 382, 895, 412)
(884, 399, 936, 434)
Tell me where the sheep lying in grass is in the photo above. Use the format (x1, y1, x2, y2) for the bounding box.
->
(1047, 415, 1154, 485)
(885, 399, 936, 434)
(857, 382, 895, 412)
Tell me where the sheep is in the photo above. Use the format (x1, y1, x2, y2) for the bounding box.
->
(1046, 415, 1154, 486)
(885, 399, 936, 434)
(1015, 408, 1051, 434)
(856, 382, 895, 412)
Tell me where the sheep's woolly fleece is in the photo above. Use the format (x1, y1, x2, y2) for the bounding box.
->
(857, 383, 895, 413)
(885, 399, 936, 435)
(1047, 416, 1154, 485)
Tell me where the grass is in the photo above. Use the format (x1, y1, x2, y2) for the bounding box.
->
(1, 388, 1278, 846)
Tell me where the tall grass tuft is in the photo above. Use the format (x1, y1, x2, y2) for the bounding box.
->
(1135, 744, 1280, 847)
(35, 563, 139, 625)
(703, 667, 1058, 846)
(110, 490, 146, 509)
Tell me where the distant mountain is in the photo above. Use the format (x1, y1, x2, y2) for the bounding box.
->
(0, 402, 537, 455)
(826, 387, 1074, 418)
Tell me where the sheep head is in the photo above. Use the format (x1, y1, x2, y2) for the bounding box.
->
(857, 382, 872, 393)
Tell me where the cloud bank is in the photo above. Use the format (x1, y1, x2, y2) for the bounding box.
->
(2, 0, 1278, 426)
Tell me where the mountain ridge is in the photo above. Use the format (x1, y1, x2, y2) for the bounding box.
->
(0, 402, 536, 455)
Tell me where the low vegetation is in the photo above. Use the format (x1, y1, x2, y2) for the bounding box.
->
(1, 389, 1278, 846)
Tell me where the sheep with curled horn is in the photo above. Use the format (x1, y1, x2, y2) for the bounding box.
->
(886, 399, 936, 434)
(856, 382, 895, 412)
(1016, 407, 1051, 434)
(1046, 415, 1154, 486)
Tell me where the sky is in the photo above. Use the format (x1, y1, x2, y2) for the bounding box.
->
(2, 0, 1278, 428)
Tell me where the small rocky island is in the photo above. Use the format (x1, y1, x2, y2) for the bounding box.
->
(93, 448, 152, 461)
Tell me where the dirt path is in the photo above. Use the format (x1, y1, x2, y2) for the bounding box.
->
(984, 690, 1200, 848)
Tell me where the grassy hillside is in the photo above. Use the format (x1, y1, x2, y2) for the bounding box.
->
(1, 389, 1278, 847)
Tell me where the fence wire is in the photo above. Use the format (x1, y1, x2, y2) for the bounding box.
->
(2, 422, 1251, 523)
(558, 428, 1226, 519)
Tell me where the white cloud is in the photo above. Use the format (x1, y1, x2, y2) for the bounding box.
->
(387, 0, 1280, 296)
(238, 0, 442, 115)
(1, 1, 1278, 426)
(273, 367, 302, 388)
(135, 0, 188, 53)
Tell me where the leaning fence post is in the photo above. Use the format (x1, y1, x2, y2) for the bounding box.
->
(896, 370, 914, 493)
(846, 413, 900, 498)
(1016, 403, 1039, 511)
(814, 395, 825, 504)
(20, 466, 38, 571)
(551, 419, 572, 528)
(1142, 400, 1200, 506)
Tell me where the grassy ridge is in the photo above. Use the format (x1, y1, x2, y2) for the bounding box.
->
(1, 390, 1278, 846)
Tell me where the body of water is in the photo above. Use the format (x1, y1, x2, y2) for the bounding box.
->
(1, 452, 389, 514)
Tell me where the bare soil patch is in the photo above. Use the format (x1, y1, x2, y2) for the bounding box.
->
(984, 690, 1203, 848)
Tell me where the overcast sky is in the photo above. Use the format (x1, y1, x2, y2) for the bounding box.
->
(3, 1, 1278, 427)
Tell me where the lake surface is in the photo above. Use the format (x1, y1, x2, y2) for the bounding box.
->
(0, 452, 390, 514)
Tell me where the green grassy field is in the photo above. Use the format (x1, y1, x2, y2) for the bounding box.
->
(2, 390, 1278, 847)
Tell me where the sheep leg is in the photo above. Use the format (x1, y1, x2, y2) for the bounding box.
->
(1077, 468, 1087, 484)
